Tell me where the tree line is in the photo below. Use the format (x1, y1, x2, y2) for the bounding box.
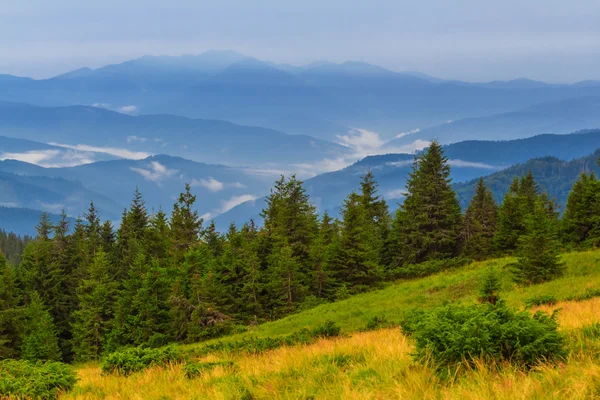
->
(0, 141, 595, 363)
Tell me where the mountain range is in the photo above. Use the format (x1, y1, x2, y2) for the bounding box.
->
(3, 50, 600, 142)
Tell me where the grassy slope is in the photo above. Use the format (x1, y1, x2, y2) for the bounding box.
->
(66, 250, 600, 399)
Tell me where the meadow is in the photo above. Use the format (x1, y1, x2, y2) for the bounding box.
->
(63, 250, 600, 399)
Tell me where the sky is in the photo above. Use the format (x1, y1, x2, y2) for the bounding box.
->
(1, 0, 599, 82)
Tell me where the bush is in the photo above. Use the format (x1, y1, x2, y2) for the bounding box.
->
(102, 345, 184, 375)
(565, 287, 600, 302)
(362, 315, 392, 331)
(525, 294, 558, 307)
(0, 359, 78, 399)
(311, 320, 341, 338)
(184, 360, 235, 378)
(407, 301, 566, 371)
(399, 309, 426, 335)
(478, 268, 501, 305)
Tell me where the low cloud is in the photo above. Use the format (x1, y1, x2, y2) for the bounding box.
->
(119, 105, 137, 114)
(387, 189, 407, 199)
(336, 128, 385, 154)
(193, 177, 225, 192)
(127, 135, 147, 143)
(38, 202, 65, 214)
(50, 143, 151, 160)
(91, 103, 111, 109)
(0, 149, 96, 168)
(448, 159, 498, 169)
(385, 160, 414, 168)
(0, 202, 20, 208)
(395, 128, 421, 139)
(190, 177, 247, 192)
(131, 161, 178, 183)
(221, 194, 258, 213)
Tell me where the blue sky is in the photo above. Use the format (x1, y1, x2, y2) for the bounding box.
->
(1, 0, 599, 82)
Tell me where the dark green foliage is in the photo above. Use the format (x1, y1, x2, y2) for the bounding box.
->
(362, 315, 392, 331)
(525, 294, 558, 307)
(462, 178, 497, 260)
(408, 301, 566, 370)
(310, 320, 341, 338)
(511, 200, 565, 285)
(184, 360, 235, 379)
(0, 229, 31, 266)
(20, 292, 61, 362)
(564, 287, 600, 302)
(478, 267, 501, 305)
(391, 140, 462, 267)
(0, 251, 22, 359)
(561, 172, 600, 247)
(0, 359, 78, 400)
(333, 192, 381, 293)
(71, 249, 118, 361)
(399, 309, 426, 335)
(101, 346, 183, 375)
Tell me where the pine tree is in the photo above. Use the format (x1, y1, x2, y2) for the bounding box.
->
(359, 171, 392, 265)
(266, 243, 305, 316)
(478, 267, 501, 305)
(462, 178, 498, 259)
(170, 184, 202, 264)
(71, 250, 117, 361)
(393, 140, 462, 266)
(84, 202, 102, 258)
(309, 212, 337, 298)
(562, 172, 600, 246)
(146, 208, 172, 263)
(511, 200, 565, 285)
(0, 252, 22, 359)
(20, 292, 61, 362)
(333, 192, 380, 293)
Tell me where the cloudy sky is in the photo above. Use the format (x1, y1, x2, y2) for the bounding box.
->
(1, 0, 599, 82)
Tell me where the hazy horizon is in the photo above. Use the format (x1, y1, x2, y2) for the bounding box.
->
(1, 0, 599, 83)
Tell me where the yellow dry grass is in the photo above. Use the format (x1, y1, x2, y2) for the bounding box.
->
(533, 297, 600, 330)
(64, 297, 600, 400)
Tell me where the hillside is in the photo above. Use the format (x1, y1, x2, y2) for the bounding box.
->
(66, 250, 600, 399)
(454, 151, 600, 209)
(387, 96, 600, 147)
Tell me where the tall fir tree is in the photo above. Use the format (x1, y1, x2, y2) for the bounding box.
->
(359, 171, 392, 265)
(170, 184, 202, 265)
(333, 192, 380, 293)
(562, 172, 600, 247)
(461, 178, 498, 260)
(0, 251, 22, 359)
(511, 199, 565, 285)
(20, 292, 61, 362)
(71, 250, 118, 361)
(392, 140, 462, 266)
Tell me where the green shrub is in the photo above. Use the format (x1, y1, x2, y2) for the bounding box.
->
(362, 315, 392, 331)
(102, 345, 184, 375)
(399, 309, 426, 335)
(184, 360, 235, 379)
(478, 268, 501, 305)
(0, 359, 78, 399)
(408, 301, 566, 371)
(525, 294, 558, 307)
(311, 320, 341, 338)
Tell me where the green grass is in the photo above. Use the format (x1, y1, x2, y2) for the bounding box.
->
(182, 249, 600, 351)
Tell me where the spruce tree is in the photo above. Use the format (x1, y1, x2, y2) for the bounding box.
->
(333, 192, 380, 293)
(393, 140, 462, 266)
(0, 252, 22, 359)
(462, 178, 498, 260)
(20, 292, 61, 362)
(170, 184, 202, 264)
(309, 212, 337, 298)
(71, 250, 117, 361)
(478, 267, 501, 305)
(512, 200, 565, 285)
(266, 243, 304, 316)
(359, 171, 391, 265)
(562, 172, 599, 246)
